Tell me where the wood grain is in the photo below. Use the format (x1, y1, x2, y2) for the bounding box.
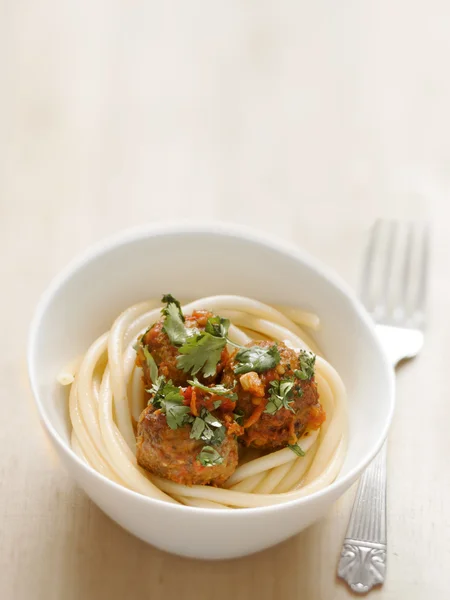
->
(1, 2, 450, 598)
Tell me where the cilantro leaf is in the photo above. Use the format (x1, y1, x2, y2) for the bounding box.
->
(148, 377, 192, 430)
(264, 378, 297, 414)
(162, 302, 188, 346)
(205, 315, 230, 338)
(147, 377, 167, 408)
(149, 378, 184, 407)
(190, 416, 206, 440)
(188, 377, 237, 401)
(294, 350, 316, 381)
(189, 409, 226, 445)
(161, 294, 184, 320)
(234, 344, 281, 375)
(177, 313, 230, 377)
(142, 346, 158, 383)
(177, 333, 226, 377)
(197, 446, 224, 467)
(204, 412, 223, 428)
(165, 400, 192, 430)
(288, 444, 306, 457)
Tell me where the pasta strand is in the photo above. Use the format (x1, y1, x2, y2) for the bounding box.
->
(58, 295, 348, 509)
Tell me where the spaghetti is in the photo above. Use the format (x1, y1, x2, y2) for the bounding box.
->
(59, 295, 347, 509)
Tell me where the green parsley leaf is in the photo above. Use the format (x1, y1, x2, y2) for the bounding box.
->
(165, 400, 192, 430)
(149, 378, 183, 407)
(294, 350, 316, 381)
(203, 412, 222, 428)
(234, 344, 281, 375)
(147, 377, 167, 408)
(197, 446, 224, 467)
(288, 444, 306, 457)
(162, 302, 188, 346)
(177, 333, 226, 377)
(187, 376, 237, 401)
(189, 409, 226, 445)
(190, 416, 206, 439)
(148, 377, 192, 429)
(142, 346, 159, 383)
(264, 378, 296, 414)
(213, 400, 222, 409)
(161, 294, 184, 320)
(205, 315, 230, 338)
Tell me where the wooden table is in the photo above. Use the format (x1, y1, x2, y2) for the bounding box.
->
(2, 2, 450, 598)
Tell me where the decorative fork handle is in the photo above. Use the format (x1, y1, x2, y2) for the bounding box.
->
(337, 442, 387, 593)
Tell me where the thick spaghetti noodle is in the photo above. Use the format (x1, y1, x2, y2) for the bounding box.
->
(59, 295, 347, 509)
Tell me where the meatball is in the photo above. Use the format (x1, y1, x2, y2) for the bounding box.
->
(221, 341, 325, 450)
(136, 309, 228, 387)
(136, 406, 239, 486)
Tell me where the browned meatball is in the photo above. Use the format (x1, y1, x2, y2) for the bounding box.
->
(136, 406, 238, 486)
(136, 309, 228, 387)
(221, 341, 325, 449)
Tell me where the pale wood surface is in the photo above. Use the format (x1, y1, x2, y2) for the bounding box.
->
(1, 2, 450, 598)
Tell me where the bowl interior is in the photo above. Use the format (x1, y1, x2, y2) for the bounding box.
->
(29, 226, 393, 482)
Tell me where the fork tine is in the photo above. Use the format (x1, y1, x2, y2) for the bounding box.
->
(361, 219, 429, 328)
(412, 223, 430, 327)
(378, 220, 398, 320)
(360, 221, 382, 313)
(393, 222, 413, 322)
(400, 223, 413, 309)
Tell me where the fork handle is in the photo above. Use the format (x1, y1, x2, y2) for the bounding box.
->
(337, 442, 387, 593)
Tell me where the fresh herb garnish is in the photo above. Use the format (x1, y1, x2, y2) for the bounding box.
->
(148, 377, 191, 429)
(161, 294, 184, 320)
(176, 315, 230, 378)
(197, 446, 224, 467)
(147, 376, 166, 404)
(264, 378, 297, 414)
(190, 409, 226, 445)
(142, 346, 158, 383)
(190, 417, 206, 440)
(158, 296, 283, 380)
(288, 444, 306, 457)
(234, 344, 281, 375)
(177, 333, 227, 378)
(294, 350, 316, 381)
(149, 377, 183, 406)
(205, 315, 230, 338)
(162, 298, 188, 347)
(188, 376, 237, 401)
(165, 400, 192, 429)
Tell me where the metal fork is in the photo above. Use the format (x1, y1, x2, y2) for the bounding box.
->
(337, 220, 429, 594)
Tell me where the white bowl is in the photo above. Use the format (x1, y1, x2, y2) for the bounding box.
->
(28, 223, 394, 559)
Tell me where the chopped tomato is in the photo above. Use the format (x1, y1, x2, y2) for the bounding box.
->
(181, 386, 192, 406)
